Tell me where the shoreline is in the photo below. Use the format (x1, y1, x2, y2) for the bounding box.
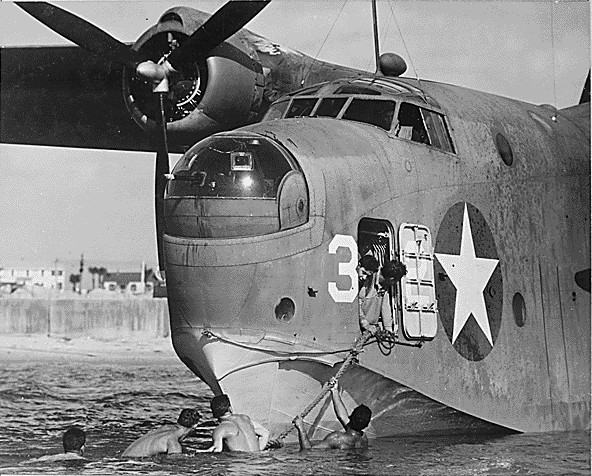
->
(0, 334, 181, 364)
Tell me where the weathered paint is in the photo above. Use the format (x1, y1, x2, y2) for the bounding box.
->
(166, 79, 589, 437)
(4, 2, 589, 440)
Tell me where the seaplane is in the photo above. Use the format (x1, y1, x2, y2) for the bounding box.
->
(2, 1, 589, 442)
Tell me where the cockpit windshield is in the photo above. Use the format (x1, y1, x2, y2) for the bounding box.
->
(168, 135, 295, 199)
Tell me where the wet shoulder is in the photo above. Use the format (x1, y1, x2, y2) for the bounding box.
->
(23, 453, 85, 464)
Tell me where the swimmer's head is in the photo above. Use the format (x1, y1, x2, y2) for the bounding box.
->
(348, 405, 372, 432)
(177, 408, 201, 428)
(63, 426, 85, 455)
(210, 394, 231, 418)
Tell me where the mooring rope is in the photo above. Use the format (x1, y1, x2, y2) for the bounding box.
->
(201, 329, 356, 357)
(265, 330, 372, 449)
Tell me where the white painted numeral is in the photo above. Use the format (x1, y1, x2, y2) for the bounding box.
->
(328, 234, 358, 303)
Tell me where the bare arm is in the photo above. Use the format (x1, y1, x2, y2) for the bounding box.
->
(330, 382, 349, 430)
(293, 416, 312, 451)
(380, 288, 393, 332)
(251, 419, 270, 451)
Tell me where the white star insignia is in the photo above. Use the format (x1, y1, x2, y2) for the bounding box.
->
(435, 204, 499, 346)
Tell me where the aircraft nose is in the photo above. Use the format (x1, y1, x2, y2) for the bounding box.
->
(164, 132, 308, 239)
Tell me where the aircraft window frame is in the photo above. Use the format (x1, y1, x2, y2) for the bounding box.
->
(167, 134, 299, 199)
(291, 83, 328, 96)
(423, 109, 455, 154)
(333, 84, 382, 95)
(286, 98, 319, 118)
(341, 98, 396, 131)
(312, 96, 349, 118)
(351, 78, 411, 95)
(395, 102, 456, 154)
(263, 99, 290, 121)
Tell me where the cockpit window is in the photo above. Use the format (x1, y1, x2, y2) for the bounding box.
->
(314, 97, 347, 117)
(292, 83, 326, 96)
(396, 102, 455, 153)
(286, 98, 318, 118)
(264, 99, 289, 121)
(397, 102, 429, 144)
(342, 99, 395, 131)
(168, 135, 295, 198)
(351, 78, 411, 94)
(334, 84, 381, 95)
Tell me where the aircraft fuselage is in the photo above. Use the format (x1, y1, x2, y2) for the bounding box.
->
(164, 76, 590, 438)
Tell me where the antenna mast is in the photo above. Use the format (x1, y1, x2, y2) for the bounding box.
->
(372, 0, 380, 73)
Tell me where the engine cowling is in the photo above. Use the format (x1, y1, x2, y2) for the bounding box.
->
(122, 7, 265, 149)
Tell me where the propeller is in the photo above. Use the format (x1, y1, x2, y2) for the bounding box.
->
(166, 0, 270, 70)
(15, 2, 148, 69)
(16, 1, 271, 272)
(155, 93, 170, 273)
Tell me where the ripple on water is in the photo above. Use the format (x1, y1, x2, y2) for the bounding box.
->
(0, 361, 589, 475)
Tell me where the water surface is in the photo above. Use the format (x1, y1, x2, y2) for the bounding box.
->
(0, 359, 589, 475)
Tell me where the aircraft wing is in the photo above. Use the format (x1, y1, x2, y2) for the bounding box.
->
(559, 102, 591, 139)
(1, 45, 157, 153)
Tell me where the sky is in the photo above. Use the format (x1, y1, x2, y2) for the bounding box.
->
(0, 0, 590, 271)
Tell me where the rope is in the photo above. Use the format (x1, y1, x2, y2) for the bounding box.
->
(201, 329, 355, 357)
(265, 331, 372, 449)
(374, 329, 396, 355)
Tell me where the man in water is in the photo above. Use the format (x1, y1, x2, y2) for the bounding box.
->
(23, 426, 86, 463)
(207, 394, 270, 452)
(122, 408, 201, 457)
(293, 381, 371, 450)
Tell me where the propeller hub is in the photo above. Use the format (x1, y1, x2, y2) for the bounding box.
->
(136, 59, 177, 92)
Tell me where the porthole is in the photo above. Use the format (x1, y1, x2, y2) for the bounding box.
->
(275, 297, 295, 322)
(495, 133, 513, 166)
(512, 292, 526, 327)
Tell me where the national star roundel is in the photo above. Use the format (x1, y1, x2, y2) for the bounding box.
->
(434, 202, 503, 361)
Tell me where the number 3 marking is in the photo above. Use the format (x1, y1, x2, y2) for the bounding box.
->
(328, 234, 358, 303)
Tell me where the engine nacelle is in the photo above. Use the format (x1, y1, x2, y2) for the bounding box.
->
(122, 7, 265, 149)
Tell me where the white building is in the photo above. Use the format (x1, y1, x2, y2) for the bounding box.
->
(0, 266, 66, 293)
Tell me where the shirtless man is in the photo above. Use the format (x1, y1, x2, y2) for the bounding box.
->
(23, 426, 86, 463)
(207, 394, 270, 452)
(122, 408, 201, 457)
(293, 381, 371, 450)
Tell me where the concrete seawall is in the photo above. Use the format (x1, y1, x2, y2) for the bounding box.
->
(0, 297, 170, 339)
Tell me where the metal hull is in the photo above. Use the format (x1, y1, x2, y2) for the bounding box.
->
(164, 102, 590, 437)
(173, 326, 517, 442)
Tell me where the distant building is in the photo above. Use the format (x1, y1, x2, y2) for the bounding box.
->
(101, 267, 166, 297)
(0, 266, 65, 294)
(103, 272, 152, 294)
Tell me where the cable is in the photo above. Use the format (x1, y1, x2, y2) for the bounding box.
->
(386, 0, 428, 103)
(550, 1, 558, 115)
(302, 0, 349, 85)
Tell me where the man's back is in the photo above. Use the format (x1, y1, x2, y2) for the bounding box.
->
(319, 429, 368, 450)
(213, 414, 261, 452)
(122, 425, 182, 457)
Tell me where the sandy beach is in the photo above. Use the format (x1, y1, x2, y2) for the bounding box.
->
(0, 334, 181, 364)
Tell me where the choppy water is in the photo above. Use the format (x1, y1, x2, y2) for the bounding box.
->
(0, 358, 589, 475)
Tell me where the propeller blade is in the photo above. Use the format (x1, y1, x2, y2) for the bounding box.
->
(16, 2, 146, 69)
(154, 93, 170, 272)
(167, 0, 270, 69)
